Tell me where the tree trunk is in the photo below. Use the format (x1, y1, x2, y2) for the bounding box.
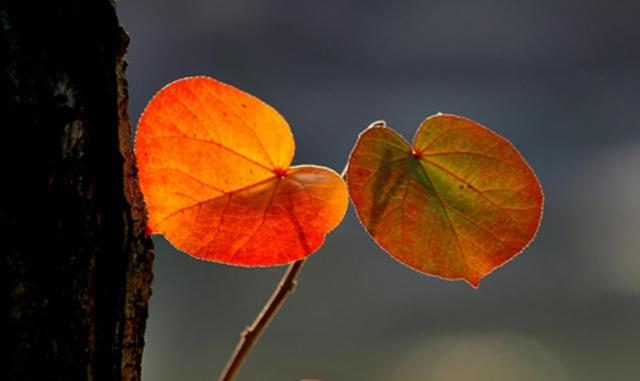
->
(0, 2, 154, 380)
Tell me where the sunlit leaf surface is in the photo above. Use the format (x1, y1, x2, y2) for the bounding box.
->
(347, 114, 543, 287)
(135, 76, 348, 266)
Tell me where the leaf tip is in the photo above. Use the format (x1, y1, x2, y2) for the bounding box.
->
(465, 276, 481, 289)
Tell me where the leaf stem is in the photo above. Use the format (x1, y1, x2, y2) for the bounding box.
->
(218, 259, 306, 381)
(219, 170, 346, 381)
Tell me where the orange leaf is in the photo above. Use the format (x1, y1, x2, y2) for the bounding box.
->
(346, 114, 543, 287)
(135, 76, 348, 266)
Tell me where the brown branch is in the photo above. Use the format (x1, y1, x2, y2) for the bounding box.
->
(218, 259, 306, 381)
(218, 169, 347, 381)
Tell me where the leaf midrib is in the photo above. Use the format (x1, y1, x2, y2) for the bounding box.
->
(414, 158, 472, 273)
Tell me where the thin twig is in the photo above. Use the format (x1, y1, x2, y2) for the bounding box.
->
(218, 170, 347, 381)
(218, 259, 306, 381)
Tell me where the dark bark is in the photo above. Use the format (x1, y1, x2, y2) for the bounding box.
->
(0, 2, 154, 380)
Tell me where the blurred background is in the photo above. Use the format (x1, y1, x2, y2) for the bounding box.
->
(119, 1, 639, 380)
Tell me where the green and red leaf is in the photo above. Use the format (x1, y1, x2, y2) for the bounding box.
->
(347, 114, 543, 287)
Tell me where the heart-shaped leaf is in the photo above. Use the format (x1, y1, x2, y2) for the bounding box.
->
(346, 114, 543, 287)
(135, 76, 348, 266)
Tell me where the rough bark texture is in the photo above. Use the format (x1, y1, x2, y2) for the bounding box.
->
(0, 2, 154, 380)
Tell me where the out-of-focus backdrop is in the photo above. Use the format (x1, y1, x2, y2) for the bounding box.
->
(119, 1, 640, 380)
